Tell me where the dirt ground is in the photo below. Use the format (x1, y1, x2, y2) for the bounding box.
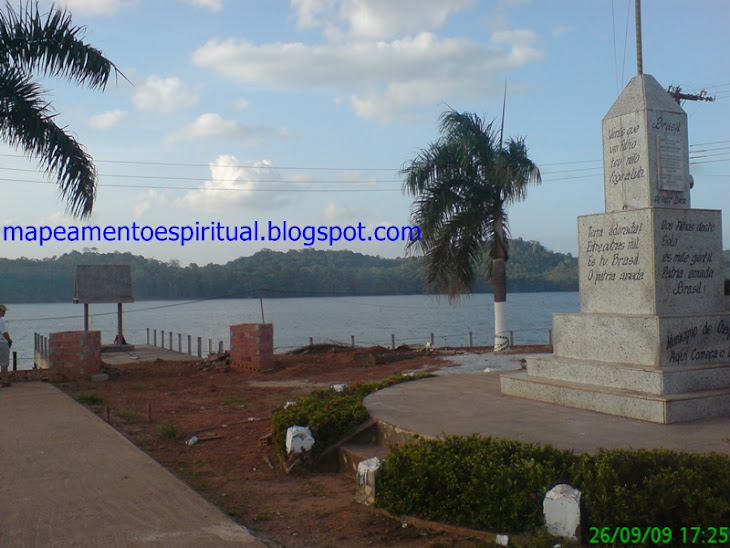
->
(55, 345, 549, 547)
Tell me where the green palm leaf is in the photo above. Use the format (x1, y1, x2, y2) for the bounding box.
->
(0, 1, 121, 218)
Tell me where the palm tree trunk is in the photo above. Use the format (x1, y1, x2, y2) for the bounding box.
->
(492, 213, 508, 351)
(492, 257, 509, 351)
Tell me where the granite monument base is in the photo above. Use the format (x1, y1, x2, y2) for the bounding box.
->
(501, 362, 730, 423)
(501, 312, 730, 423)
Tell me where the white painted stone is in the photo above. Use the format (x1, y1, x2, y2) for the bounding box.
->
(285, 425, 315, 455)
(284, 401, 296, 408)
(356, 456, 381, 505)
(543, 484, 581, 540)
(495, 534, 509, 546)
(331, 383, 348, 392)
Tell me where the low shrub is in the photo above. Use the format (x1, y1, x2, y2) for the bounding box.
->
(75, 391, 104, 405)
(377, 435, 577, 533)
(376, 436, 730, 537)
(575, 448, 730, 529)
(271, 373, 433, 458)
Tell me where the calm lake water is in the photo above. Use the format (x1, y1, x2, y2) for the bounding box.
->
(7, 292, 579, 370)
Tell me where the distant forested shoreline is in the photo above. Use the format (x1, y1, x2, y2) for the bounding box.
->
(5, 238, 722, 304)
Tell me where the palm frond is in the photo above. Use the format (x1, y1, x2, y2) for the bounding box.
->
(0, 1, 120, 89)
(0, 68, 95, 217)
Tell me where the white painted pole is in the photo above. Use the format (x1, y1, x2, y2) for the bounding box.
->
(494, 301, 509, 352)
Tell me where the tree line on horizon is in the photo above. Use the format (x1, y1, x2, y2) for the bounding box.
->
(0, 238, 581, 303)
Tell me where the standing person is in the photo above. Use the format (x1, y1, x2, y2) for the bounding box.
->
(0, 304, 12, 387)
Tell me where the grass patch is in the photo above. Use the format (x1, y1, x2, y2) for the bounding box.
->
(113, 408, 136, 420)
(157, 420, 179, 440)
(75, 391, 104, 405)
(222, 396, 247, 407)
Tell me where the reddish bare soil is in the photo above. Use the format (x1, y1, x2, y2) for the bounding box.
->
(55, 346, 549, 547)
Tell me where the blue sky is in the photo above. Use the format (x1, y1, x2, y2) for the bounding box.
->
(2, 0, 729, 266)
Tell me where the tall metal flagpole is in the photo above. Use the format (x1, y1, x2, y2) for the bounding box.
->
(635, 0, 643, 75)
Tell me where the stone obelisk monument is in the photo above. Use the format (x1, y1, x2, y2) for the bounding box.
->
(501, 5, 730, 423)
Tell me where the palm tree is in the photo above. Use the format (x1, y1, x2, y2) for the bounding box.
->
(0, 1, 120, 218)
(401, 109, 541, 351)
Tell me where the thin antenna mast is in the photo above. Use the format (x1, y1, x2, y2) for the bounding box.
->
(499, 81, 507, 147)
(635, 0, 643, 75)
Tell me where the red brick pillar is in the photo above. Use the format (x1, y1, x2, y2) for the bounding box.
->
(49, 331, 102, 381)
(230, 324, 274, 371)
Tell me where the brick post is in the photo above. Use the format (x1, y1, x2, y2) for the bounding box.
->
(230, 324, 274, 371)
(49, 331, 102, 381)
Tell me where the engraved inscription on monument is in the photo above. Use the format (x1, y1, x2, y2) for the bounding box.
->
(579, 208, 724, 316)
(604, 112, 646, 190)
(579, 210, 653, 314)
(654, 209, 724, 314)
(653, 112, 685, 192)
(662, 317, 730, 367)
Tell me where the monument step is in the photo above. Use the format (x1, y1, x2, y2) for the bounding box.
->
(337, 442, 390, 477)
(527, 355, 730, 395)
(500, 370, 730, 424)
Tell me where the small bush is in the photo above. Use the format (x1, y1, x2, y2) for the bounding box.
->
(75, 392, 104, 405)
(271, 373, 433, 458)
(157, 420, 179, 440)
(272, 388, 369, 458)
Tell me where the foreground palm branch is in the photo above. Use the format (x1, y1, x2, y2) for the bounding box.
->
(0, 1, 120, 218)
(401, 110, 541, 349)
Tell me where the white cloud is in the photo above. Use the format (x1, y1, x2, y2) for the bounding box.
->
(175, 155, 294, 211)
(193, 31, 541, 121)
(292, 0, 473, 39)
(163, 113, 290, 145)
(552, 25, 571, 39)
(164, 113, 243, 144)
(134, 189, 170, 218)
(233, 97, 249, 110)
(132, 75, 199, 113)
(286, 173, 313, 188)
(323, 201, 356, 221)
(89, 109, 127, 129)
(54, 0, 133, 16)
(178, 0, 222, 11)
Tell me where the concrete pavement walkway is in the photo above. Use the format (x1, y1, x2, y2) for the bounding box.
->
(0, 382, 264, 547)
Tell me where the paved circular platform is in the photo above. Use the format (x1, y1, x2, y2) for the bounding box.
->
(365, 369, 730, 455)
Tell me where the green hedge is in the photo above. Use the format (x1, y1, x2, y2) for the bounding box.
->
(271, 373, 433, 458)
(575, 449, 730, 529)
(376, 436, 730, 537)
(377, 436, 576, 532)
